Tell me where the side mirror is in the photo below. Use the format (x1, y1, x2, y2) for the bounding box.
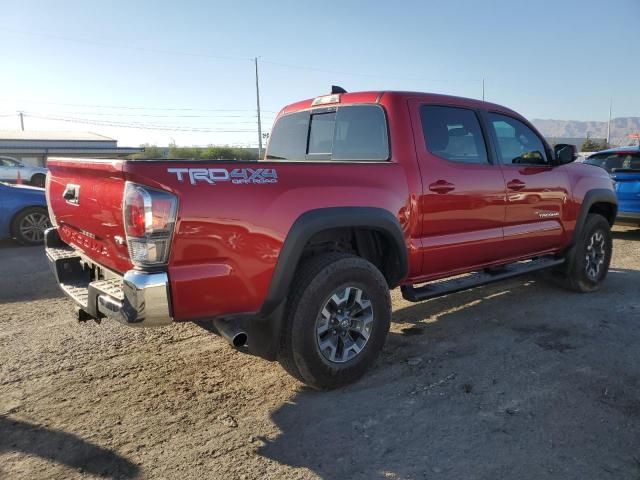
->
(554, 144, 577, 165)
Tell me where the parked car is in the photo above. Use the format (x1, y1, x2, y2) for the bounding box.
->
(0, 156, 48, 187)
(0, 181, 50, 245)
(44, 89, 617, 389)
(584, 146, 640, 226)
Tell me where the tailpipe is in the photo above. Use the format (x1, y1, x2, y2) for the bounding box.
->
(213, 318, 248, 348)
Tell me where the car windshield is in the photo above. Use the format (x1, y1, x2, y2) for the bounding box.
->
(584, 152, 640, 173)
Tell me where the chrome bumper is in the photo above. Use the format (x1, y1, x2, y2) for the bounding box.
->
(45, 228, 173, 327)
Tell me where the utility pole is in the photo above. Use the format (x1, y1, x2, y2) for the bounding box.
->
(606, 98, 612, 146)
(18, 111, 24, 131)
(482, 78, 485, 102)
(254, 57, 263, 160)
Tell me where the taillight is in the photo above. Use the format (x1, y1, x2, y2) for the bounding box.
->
(44, 172, 58, 227)
(123, 182, 178, 267)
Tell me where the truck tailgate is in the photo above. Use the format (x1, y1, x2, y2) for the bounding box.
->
(47, 158, 133, 273)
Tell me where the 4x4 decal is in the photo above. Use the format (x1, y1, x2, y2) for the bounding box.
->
(168, 167, 278, 185)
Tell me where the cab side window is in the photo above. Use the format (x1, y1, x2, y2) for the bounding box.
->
(420, 105, 489, 164)
(489, 113, 549, 166)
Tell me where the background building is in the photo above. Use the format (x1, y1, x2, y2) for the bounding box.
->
(0, 131, 143, 167)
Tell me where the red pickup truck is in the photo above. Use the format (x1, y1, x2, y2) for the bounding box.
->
(45, 89, 617, 389)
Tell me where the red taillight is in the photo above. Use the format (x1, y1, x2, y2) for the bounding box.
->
(124, 185, 147, 237)
(123, 183, 177, 267)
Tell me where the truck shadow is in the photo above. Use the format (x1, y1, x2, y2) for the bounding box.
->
(0, 416, 140, 479)
(258, 268, 640, 479)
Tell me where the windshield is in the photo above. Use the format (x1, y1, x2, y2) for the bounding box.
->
(585, 152, 640, 173)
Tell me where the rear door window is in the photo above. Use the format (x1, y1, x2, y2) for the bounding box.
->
(266, 105, 389, 161)
(420, 105, 489, 164)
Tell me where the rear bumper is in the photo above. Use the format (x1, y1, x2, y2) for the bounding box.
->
(616, 211, 640, 224)
(45, 228, 173, 327)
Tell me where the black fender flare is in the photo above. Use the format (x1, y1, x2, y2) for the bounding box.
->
(570, 188, 617, 246)
(259, 206, 408, 317)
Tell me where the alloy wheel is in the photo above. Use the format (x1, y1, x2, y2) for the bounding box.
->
(585, 230, 606, 281)
(315, 286, 374, 364)
(19, 212, 50, 243)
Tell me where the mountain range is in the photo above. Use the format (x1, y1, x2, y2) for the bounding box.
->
(531, 117, 640, 146)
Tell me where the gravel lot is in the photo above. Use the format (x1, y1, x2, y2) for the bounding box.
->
(1, 227, 640, 480)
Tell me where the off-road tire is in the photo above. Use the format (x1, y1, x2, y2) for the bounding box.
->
(560, 213, 612, 292)
(278, 253, 391, 390)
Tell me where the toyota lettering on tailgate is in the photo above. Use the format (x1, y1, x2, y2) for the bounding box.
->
(168, 168, 278, 185)
(61, 225, 109, 256)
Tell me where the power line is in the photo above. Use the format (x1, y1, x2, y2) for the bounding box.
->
(0, 98, 278, 113)
(0, 27, 481, 86)
(24, 113, 258, 133)
(15, 111, 275, 122)
(261, 59, 481, 84)
(255, 57, 263, 159)
(0, 27, 251, 63)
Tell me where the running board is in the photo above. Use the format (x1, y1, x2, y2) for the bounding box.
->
(401, 256, 564, 302)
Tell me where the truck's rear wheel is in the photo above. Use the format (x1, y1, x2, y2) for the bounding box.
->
(278, 253, 391, 390)
(561, 213, 612, 292)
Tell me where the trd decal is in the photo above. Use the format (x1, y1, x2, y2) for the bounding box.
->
(168, 168, 278, 185)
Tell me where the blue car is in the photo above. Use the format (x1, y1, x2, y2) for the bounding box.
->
(584, 146, 640, 226)
(0, 181, 50, 245)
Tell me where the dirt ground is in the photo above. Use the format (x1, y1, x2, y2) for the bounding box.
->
(1, 227, 640, 480)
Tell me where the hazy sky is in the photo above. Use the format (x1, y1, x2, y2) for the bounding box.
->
(1, 0, 638, 147)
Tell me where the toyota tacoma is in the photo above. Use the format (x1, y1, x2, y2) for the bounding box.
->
(44, 89, 617, 389)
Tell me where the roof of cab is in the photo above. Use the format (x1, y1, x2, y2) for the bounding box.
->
(279, 90, 519, 117)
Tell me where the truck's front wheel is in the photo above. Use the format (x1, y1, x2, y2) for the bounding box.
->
(561, 213, 612, 292)
(279, 253, 391, 390)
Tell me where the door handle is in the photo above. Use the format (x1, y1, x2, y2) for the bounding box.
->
(507, 179, 526, 191)
(428, 180, 455, 194)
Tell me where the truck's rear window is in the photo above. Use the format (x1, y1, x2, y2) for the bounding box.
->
(266, 105, 389, 161)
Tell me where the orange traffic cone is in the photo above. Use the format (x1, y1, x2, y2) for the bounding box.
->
(16, 169, 23, 185)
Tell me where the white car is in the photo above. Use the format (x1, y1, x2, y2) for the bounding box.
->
(0, 156, 48, 187)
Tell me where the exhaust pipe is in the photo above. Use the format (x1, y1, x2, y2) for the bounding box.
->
(213, 318, 248, 348)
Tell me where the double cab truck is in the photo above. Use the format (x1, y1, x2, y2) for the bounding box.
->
(45, 89, 617, 389)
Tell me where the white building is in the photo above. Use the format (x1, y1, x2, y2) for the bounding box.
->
(0, 131, 143, 167)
